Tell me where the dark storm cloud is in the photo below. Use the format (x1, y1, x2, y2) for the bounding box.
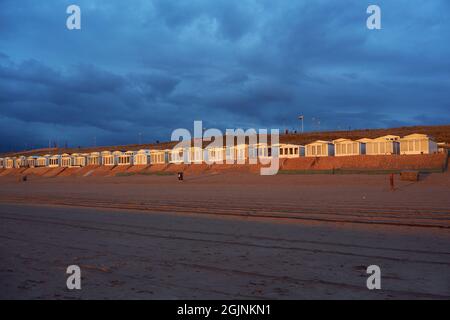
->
(1, 0, 450, 151)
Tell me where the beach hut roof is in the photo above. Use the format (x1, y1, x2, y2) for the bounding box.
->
(308, 140, 332, 145)
(375, 135, 400, 141)
(402, 133, 434, 140)
(332, 138, 353, 143)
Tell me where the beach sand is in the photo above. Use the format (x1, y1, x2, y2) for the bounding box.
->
(0, 172, 449, 299)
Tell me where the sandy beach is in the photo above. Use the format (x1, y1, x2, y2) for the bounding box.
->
(1, 172, 449, 299)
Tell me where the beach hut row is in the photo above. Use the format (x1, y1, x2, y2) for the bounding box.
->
(333, 133, 439, 157)
(0, 144, 305, 169)
(0, 134, 441, 169)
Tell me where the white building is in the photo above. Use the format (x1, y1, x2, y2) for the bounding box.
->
(48, 155, 61, 168)
(36, 155, 49, 167)
(365, 135, 400, 155)
(205, 146, 225, 163)
(61, 154, 72, 167)
(0, 158, 4, 169)
(305, 141, 335, 157)
(118, 151, 135, 166)
(188, 146, 203, 164)
(72, 153, 88, 167)
(4, 157, 15, 169)
(27, 156, 38, 168)
(233, 144, 248, 163)
(88, 152, 101, 166)
(15, 156, 27, 168)
(276, 143, 304, 158)
(333, 138, 365, 157)
(134, 149, 151, 165)
(150, 149, 169, 164)
(169, 147, 186, 164)
(437, 142, 447, 154)
(400, 134, 438, 155)
(102, 151, 116, 166)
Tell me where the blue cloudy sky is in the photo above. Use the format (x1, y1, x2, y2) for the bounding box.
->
(1, 0, 449, 151)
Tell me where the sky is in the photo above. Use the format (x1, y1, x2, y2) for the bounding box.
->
(1, 0, 449, 151)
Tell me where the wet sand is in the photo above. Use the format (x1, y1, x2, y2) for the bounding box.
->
(0, 172, 449, 299)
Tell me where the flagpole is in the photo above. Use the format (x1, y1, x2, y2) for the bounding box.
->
(298, 115, 304, 133)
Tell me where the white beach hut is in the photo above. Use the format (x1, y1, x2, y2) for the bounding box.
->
(276, 143, 305, 158)
(48, 155, 61, 168)
(255, 143, 271, 159)
(15, 156, 27, 168)
(4, 157, 15, 169)
(150, 149, 169, 164)
(400, 134, 438, 155)
(72, 153, 88, 167)
(36, 155, 49, 167)
(61, 153, 72, 167)
(187, 146, 203, 164)
(0, 157, 4, 169)
(134, 149, 151, 165)
(118, 151, 135, 166)
(234, 144, 248, 163)
(437, 142, 446, 154)
(365, 135, 400, 155)
(113, 151, 123, 165)
(305, 140, 335, 157)
(169, 147, 186, 164)
(333, 138, 365, 157)
(205, 146, 225, 164)
(27, 156, 38, 168)
(102, 151, 116, 166)
(88, 152, 101, 166)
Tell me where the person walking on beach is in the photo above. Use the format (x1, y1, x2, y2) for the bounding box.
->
(389, 173, 395, 191)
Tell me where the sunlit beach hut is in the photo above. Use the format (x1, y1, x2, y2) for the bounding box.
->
(4, 157, 15, 169)
(36, 155, 49, 167)
(333, 138, 365, 157)
(365, 135, 400, 155)
(72, 153, 88, 167)
(150, 149, 169, 164)
(221, 143, 249, 164)
(187, 146, 203, 164)
(16, 156, 28, 168)
(169, 147, 186, 164)
(437, 142, 446, 154)
(305, 141, 335, 157)
(205, 145, 225, 163)
(234, 144, 248, 163)
(256, 143, 272, 158)
(101, 151, 116, 166)
(61, 153, 72, 167)
(277, 143, 305, 158)
(248, 144, 259, 161)
(27, 156, 38, 168)
(88, 152, 101, 166)
(134, 149, 151, 165)
(400, 134, 438, 155)
(113, 151, 124, 165)
(48, 155, 61, 168)
(118, 151, 135, 166)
